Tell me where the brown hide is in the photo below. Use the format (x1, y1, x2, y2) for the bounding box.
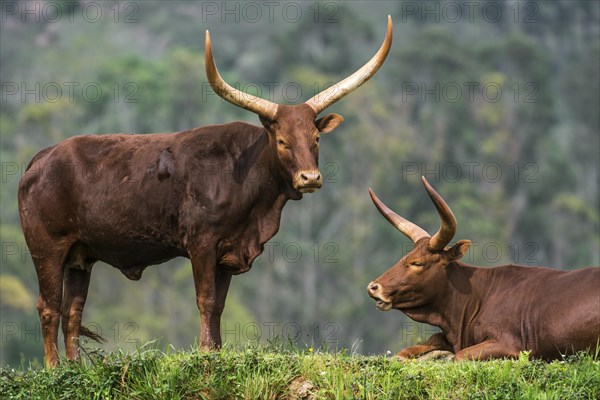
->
(19, 108, 340, 367)
(368, 177, 600, 361)
(19, 17, 394, 367)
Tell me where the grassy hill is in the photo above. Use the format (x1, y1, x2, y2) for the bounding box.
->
(1, 344, 599, 399)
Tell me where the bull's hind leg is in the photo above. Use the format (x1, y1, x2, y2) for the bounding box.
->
(34, 254, 65, 368)
(61, 266, 92, 361)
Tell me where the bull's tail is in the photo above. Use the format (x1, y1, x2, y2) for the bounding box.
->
(80, 326, 106, 343)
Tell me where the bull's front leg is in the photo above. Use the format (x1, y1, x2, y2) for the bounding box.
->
(454, 339, 520, 361)
(397, 333, 454, 360)
(189, 246, 232, 350)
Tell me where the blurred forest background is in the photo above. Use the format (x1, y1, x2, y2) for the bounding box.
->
(1, 0, 598, 367)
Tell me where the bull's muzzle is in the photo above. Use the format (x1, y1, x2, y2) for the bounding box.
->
(294, 169, 322, 193)
(367, 281, 393, 311)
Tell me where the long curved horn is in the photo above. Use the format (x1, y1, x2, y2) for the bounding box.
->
(205, 30, 278, 121)
(369, 188, 429, 244)
(421, 176, 457, 251)
(305, 15, 393, 115)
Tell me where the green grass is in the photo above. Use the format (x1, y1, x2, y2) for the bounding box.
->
(1, 344, 599, 399)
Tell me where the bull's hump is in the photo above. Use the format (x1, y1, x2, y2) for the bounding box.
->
(181, 122, 266, 155)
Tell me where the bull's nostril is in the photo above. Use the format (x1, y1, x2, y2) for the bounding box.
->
(370, 283, 379, 292)
(316, 174, 322, 182)
(301, 173, 309, 182)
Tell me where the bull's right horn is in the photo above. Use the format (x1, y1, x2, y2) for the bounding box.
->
(305, 15, 393, 115)
(421, 176, 457, 251)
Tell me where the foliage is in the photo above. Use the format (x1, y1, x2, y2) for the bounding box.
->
(1, 345, 599, 400)
(0, 274, 34, 312)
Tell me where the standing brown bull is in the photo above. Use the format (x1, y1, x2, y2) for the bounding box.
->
(18, 17, 393, 367)
(367, 176, 600, 361)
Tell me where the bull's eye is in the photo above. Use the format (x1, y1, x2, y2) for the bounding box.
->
(315, 136, 320, 144)
(277, 138, 289, 148)
(410, 262, 424, 267)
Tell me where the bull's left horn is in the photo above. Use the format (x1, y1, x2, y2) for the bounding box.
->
(369, 188, 429, 244)
(422, 176, 457, 251)
(305, 15, 393, 115)
(205, 30, 279, 121)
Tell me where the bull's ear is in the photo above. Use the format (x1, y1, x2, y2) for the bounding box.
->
(259, 115, 276, 129)
(315, 114, 344, 133)
(447, 240, 471, 261)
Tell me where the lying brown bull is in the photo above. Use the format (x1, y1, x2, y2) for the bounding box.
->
(18, 17, 393, 367)
(367, 176, 600, 361)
